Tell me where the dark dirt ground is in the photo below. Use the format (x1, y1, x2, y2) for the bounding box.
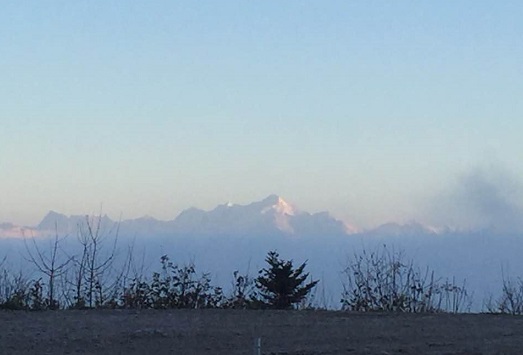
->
(1, 309, 523, 354)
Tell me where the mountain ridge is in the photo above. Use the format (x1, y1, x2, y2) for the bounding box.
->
(12, 195, 352, 238)
(0, 195, 457, 239)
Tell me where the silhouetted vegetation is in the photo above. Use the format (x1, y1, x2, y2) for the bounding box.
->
(222, 270, 257, 309)
(120, 255, 224, 309)
(485, 274, 523, 315)
(0, 270, 49, 311)
(24, 230, 70, 310)
(255, 250, 318, 309)
(341, 246, 471, 313)
(0, 218, 502, 314)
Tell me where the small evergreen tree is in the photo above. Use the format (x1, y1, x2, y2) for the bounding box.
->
(256, 251, 318, 309)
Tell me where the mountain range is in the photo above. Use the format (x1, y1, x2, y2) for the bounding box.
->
(1, 194, 440, 239)
(3, 195, 360, 238)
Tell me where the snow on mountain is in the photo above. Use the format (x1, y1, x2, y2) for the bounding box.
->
(171, 194, 347, 237)
(261, 195, 297, 233)
(260, 194, 296, 216)
(7, 197, 463, 241)
(28, 195, 350, 238)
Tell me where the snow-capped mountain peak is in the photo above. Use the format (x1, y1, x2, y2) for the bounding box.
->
(261, 195, 296, 216)
(170, 195, 348, 237)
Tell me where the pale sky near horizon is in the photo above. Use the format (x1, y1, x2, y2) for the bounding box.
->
(1, 1, 522, 229)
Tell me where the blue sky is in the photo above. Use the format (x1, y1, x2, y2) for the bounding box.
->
(1, 1, 522, 228)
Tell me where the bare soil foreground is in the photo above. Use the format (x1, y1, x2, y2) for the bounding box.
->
(1, 310, 523, 354)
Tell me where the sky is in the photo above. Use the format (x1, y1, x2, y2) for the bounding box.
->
(1, 1, 522, 229)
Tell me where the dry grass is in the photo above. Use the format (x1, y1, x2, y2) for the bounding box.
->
(1, 309, 522, 354)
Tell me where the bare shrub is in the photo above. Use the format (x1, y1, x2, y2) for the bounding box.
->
(437, 277, 470, 314)
(24, 228, 71, 310)
(65, 214, 119, 309)
(222, 270, 257, 309)
(341, 246, 470, 313)
(485, 274, 523, 315)
(0, 269, 30, 310)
